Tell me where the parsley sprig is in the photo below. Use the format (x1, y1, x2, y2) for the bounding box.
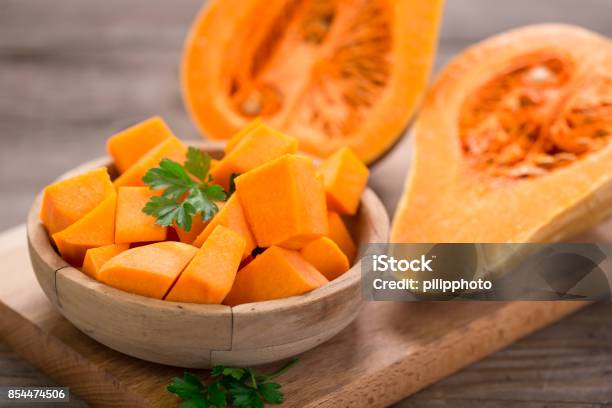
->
(167, 359, 298, 408)
(142, 147, 226, 232)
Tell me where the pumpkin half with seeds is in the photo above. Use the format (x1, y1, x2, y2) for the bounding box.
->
(392, 24, 612, 243)
(181, 0, 444, 164)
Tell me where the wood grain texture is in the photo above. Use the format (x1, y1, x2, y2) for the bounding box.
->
(0, 225, 593, 407)
(2, 0, 612, 406)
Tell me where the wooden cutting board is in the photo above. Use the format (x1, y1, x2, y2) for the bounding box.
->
(0, 225, 598, 407)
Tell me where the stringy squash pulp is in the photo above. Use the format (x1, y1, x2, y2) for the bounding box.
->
(182, 0, 444, 164)
(392, 25, 612, 243)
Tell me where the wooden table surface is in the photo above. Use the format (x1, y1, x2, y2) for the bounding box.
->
(1, 0, 612, 406)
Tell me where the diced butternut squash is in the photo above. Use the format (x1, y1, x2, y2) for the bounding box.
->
(115, 187, 167, 244)
(300, 237, 349, 281)
(113, 137, 187, 187)
(107, 117, 174, 174)
(82, 244, 129, 280)
(174, 213, 210, 245)
(210, 122, 298, 189)
(192, 196, 255, 258)
(224, 246, 328, 306)
(165, 225, 245, 304)
(235, 155, 327, 249)
(40, 168, 114, 235)
(99, 241, 197, 299)
(317, 147, 369, 215)
(327, 211, 357, 262)
(52, 193, 117, 267)
(224, 118, 263, 154)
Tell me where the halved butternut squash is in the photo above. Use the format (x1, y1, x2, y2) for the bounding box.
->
(392, 25, 612, 243)
(224, 246, 328, 306)
(107, 117, 174, 174)
(182, 0, 444, 163)
(40, 168, 114, 235)
(99, 241, 197, 299)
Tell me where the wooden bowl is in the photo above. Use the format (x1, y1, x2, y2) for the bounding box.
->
(26, 142, 389, 368)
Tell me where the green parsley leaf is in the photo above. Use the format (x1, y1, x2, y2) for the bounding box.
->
(184, 188, 219, 222)
(143, 159, 193, 200)
(223, 367, 247, 381)
(207, 382, 227, 408)
(142, 148, 226, 232)
(167, 373, 205, 401)
(205, 185, 227, 202)
(185, 147, 211, 182)
(257, 383, 283, 404)
(179, 398, 207, 408)
(142, 195, 196, 231)
(167, 360, 297, 408)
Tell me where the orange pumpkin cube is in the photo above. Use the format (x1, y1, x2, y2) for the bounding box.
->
(113, 137, 187, 188)
(52, 193, 117, 267)
(165, 225, 245, 304)
(327, 211, 357, 262)
(82, 244, 129, 280)
(224, 246, 328, 306)
(318, 147, 369, 215)
(174, 212, 210, 245)
(235, 154, 328, 249)
(224, 118, 264, 154)
(99, 241, 197, 299)
(192, 196, 255, 258)
(115, 187, 167, 244)
(300, 237, 350, 281)
(107, 117, 174, 174)
(210, 122, 298, 190)
(40, 168, 114, 235)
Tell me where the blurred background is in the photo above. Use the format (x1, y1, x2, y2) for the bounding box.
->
(1, 1, 612, 406)
(1, 0, 612, 230)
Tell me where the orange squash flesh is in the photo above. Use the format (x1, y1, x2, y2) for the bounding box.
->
(82, 244, 129, 280)
(182, 0, 444, 164)
(225, 118, 264, 154)
(318, 147, 369, 215)
(107, 117, 174, 174)
(300, 237, 349, 281)
(52, 193, 117, 267)
(165, 225, 245, 304)
(174, 213, 210, 245)
(210, 120, 299, 190)
(192, 196, 255, 258)
(40, 168, 114, 235)
(326, 211, 357, 262)
(392, 25, 612, 243)
(115, 187, 167, 244)
(224, 246, 328, 306)
(113, 137, 187, 188)
(99, 242, 198, 299)
(235, 154, 328, 249)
